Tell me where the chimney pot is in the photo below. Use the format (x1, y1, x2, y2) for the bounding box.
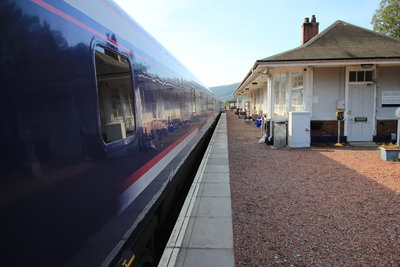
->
(304, 17, 309, 23)
(311, 15, 316, 23)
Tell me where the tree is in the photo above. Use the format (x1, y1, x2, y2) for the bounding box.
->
(371, 0, 400, 38)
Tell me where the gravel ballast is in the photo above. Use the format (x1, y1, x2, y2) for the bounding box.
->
(226, 111, 400, 266)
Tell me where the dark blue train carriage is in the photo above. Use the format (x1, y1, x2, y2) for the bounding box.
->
(0, 1, 217, 266)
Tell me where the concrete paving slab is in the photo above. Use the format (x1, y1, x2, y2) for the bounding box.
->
(212, 146, 228, 152)
(207, 158, 229, 165)
(208, 153, 228, 159)
(182, 217, 233, 248)
(194, 196, 232, 218)
(210, 148, 227, 154)
(209, 149, 228, 155)
(202, 172, 230, 183)
(175, 249, 235, 267)
(214, 142, 228, 146)
(214, 146, 228, 151)
(199, 183, 231, 197)
(204, 164, 229, 173)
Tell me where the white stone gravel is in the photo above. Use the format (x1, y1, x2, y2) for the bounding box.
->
(227, 111, 400, 266)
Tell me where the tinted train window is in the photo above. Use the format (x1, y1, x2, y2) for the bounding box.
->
(94, 46, 135, 143)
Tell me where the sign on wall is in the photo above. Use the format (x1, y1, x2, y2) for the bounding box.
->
(382, 91, 400, 106)
(354, 117, 368, 122)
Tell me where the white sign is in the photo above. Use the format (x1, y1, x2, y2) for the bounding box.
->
(382, 91, 400, 105)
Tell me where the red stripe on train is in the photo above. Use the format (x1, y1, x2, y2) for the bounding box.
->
(121, 127, 198, 191)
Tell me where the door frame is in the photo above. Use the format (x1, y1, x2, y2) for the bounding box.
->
(344, 66, 377, 141)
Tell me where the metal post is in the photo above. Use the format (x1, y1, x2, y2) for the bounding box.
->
(334, 120, 343, 147)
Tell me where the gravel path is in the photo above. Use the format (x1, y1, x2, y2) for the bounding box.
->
(227, 111, 400, 266)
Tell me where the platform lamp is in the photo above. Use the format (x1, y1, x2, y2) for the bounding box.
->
(395, 107, 400, 146)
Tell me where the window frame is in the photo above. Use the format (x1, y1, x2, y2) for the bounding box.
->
(92, 41, 137, 151)
(290, 71, 306, 112)
(272, 69, 308, 120)
(348, 70, 374, 83)
(273, 72, 288, 116)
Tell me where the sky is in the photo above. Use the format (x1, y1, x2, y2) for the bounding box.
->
(113, 0, 381, 87)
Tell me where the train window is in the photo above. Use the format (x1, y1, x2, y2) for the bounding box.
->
(94, 46, 135, 143)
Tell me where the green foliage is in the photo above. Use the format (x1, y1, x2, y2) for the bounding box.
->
(371, 0, 400, 38)
(225, 101, 230, 110)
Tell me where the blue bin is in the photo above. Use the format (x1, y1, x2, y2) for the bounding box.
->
(256, 119, 262, 127)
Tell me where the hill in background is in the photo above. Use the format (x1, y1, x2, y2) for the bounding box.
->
(209, 82, 240, 101)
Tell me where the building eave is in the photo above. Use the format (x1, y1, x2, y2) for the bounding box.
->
(233, 62, 260, 96)
(233, 57, 400, 97)
(256, 58, 400, 68)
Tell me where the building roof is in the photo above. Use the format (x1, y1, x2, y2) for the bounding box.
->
(234, 20, 400, 96)
(258, 20, 400, 63)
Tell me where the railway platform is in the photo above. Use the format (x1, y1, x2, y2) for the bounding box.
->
(159, 113, 234, 267)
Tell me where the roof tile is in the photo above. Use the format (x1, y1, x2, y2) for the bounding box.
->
(258, 20, 400, 62)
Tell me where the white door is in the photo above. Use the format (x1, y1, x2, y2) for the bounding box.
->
(288, 112, 311, 147)
(347, 83, 374, 141)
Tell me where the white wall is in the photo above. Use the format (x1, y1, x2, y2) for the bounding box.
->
(312, 67, 345, 120)
(266, 76, 272, 118)
(257, 88, 263, 113)
(245, 89, 264, 114)
(376, 66, 400, 120)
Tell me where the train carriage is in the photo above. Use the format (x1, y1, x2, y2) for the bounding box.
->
(0, 0, 217, 266)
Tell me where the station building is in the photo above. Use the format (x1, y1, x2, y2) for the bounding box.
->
(234, 16, 400, 145)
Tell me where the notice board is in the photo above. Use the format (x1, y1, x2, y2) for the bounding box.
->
(382, 91, 400, 106)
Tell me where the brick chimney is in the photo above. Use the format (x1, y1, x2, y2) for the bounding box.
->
(302, 15, 319, 44)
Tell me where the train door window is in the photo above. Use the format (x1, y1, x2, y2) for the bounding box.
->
(94, 46, 135, 143)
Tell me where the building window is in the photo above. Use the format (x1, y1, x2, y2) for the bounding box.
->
(274, 72, 287, 116)
(291, 72, 305, 111)
(349, 71, 373, 82)
(94, 46, 135, 143)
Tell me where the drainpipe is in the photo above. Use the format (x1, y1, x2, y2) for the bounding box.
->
(395, 107, 400, 145)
